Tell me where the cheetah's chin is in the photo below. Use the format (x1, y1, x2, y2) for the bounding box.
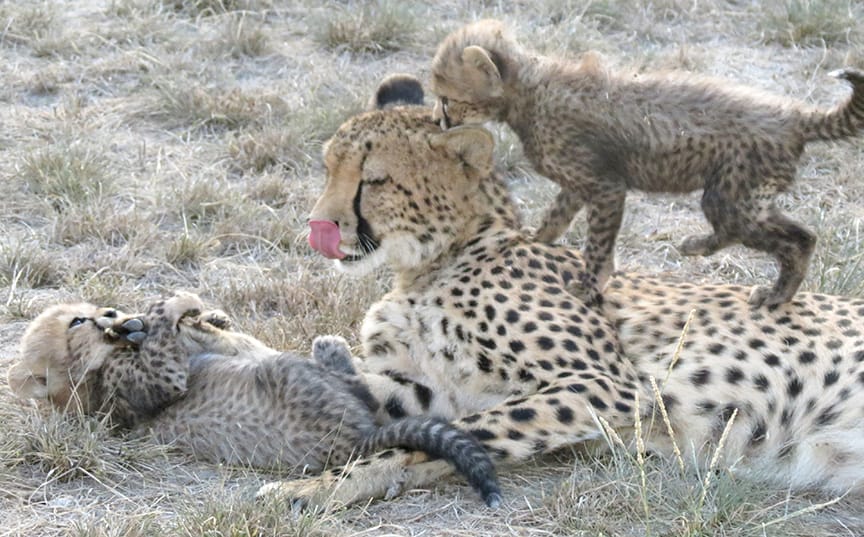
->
(335, 248, 388, 276)
(336, 236, 429, 276)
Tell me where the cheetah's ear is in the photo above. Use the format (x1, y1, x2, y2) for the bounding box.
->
(430, 126, 494, 177)
(461, 46, 503, 98)
(370, 74, 425, 110)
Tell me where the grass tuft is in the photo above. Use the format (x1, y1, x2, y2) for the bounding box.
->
(12, 409, 165, 484)
(759, 0, 861, 47)
(218, 12, 271, 58)
(0, 2, 69, 57)
(203, 264, 386, 349)
(69, 516, 162, 537)
(807, 215, 864, 296)
(19, 146, 113, 212)
(227, 125, 314, 173)
(0, 239, 63, 289)
(551, 414, 794, 536)
(161, 0, 269, 17)
(165, 230, 219, 268)
(170, 491, 338, 537)
(162, 176, 239, 226)
(315, 1, 418, 54)
(152, 81, 287, 131)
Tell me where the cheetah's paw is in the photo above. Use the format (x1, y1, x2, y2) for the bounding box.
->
(564, 272, 604, 309)
(256, 478, 339, 511)
(160, 291, 206, 324)
(199, 309, 232, 330)
(747, 285, 790, 308)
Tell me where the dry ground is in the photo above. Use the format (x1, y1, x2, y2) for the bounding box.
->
(1, 0, 864, 535)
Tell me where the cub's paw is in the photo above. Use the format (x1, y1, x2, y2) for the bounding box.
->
(747, 285, 789, 308)
(678, 233, 724, 257)
(98, 313, 147, 345)
(199, 309, 232, 330)
(565, 272, 604, 309)
(153, 291, 206, 324)
(312, 335, 355, 374)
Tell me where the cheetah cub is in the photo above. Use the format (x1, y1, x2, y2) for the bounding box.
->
(430, 19, 864, 307)
(7, 292, 502, 507)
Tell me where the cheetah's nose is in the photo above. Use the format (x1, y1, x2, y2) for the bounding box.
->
(308, 220, 346, 260)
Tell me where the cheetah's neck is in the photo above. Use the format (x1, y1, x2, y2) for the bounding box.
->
(395, 176, 522, 291)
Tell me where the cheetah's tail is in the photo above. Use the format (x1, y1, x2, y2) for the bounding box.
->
(360, 416, 503, 508)
(803, 68, 864, 142)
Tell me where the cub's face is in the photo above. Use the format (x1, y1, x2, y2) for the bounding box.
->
(307, 108, 495, 275)
(7, 303, 119, 412)
(431, 95, 500, 130)
(430, 23, 508, 128)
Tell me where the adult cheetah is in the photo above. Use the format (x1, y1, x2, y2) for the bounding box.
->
(263, 76, 864, 507)
(6, 291, 501, 506)
(429, 19, 864, 307)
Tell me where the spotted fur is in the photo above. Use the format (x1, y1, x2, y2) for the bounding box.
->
(7, 292, 501, 506)
(261, 90, 864, 507)
(429, 19, 864, 307)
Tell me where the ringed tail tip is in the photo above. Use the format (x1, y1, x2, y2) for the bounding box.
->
(829, 68, 864, 84)
(484, 491, 503, 508)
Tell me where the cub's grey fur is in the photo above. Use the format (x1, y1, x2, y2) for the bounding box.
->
(11, 293, 501, 507)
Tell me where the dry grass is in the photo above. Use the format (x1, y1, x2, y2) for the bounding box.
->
(315, 1, 419, 54)
(758, 0, 863, 47)
(1, 0, 864, 535)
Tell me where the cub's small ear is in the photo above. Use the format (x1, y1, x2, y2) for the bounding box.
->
(370, 74, 425, 110)
(461, 46, 503, 97)
(6, 362, 35, 397)
(430, 126, 494, 176)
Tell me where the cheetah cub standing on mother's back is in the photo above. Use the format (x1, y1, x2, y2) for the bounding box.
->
(430, 19, 864, 307)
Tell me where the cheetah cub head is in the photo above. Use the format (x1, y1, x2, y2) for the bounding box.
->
(7, 303, 122, 412)
(307, 75, 494, 275)
(430, 19, 519, 128)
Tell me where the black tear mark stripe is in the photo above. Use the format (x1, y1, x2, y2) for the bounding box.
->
(352, 181, 380, 252)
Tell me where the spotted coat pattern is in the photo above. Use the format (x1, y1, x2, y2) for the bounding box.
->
(259, 101, 864, 507)
(7, 293, 501, 504)
(429, 19, 864, 307)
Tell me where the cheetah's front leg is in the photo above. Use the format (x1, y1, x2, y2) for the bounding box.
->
(257, 450, 453, 509)
(582, 189, 626, 294)
(257, 374, 640, 508)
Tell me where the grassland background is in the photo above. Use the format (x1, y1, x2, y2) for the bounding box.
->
(1, 0, 863, 535)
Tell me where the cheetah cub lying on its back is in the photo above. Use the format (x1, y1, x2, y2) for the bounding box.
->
(6, 292, 501, 507)
(430, 19, 864, 307)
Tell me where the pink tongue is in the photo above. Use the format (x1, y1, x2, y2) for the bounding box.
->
(308, 220, 346, 259)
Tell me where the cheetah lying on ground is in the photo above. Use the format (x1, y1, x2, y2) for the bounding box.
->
(429, 19, 864, 307)
(266, 75, 864, 507)
(6, 292, 501, 506)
